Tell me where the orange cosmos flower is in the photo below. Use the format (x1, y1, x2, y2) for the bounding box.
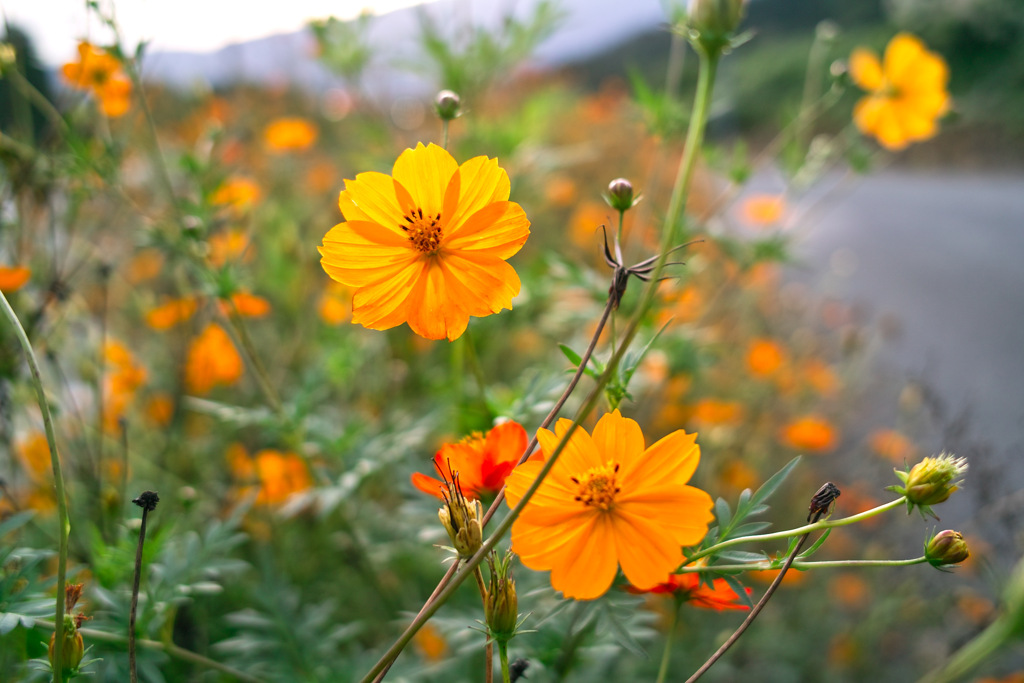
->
(219, 291, 271, 318)
(319, 143, 531, 341)
(690, 398, 744, 427)
(780, 415, 839, 453)
(739, 194, 786, 227)
(0, 266, 31, 292)
(868, 428, 916, 463)
(146, 297, 198, 330)
(62, 42, 132, 117)
(211, 177, 262, 214)
(505, 410, 713, 600)
(228, 444, 311, 505)
(746, 338, 786, 377)
(850, 33, 950, 150)
(103, 340, 146, 432)
(264, 117, 318, 153)
(627, 571, 751, 611)
(185, 323, 243, 394)
(412, 421, 527, 501)
(208, 230, 252, 267)
(318, 282, 351, 325)
(96, 75, 132, 117)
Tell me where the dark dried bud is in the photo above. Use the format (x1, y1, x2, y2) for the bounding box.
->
(132, 490, 160, 512)
(435, 90, 462, 121)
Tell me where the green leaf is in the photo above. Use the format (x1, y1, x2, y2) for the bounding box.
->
(723, 574, 754, 609)
(798, 528, 832, 559)
(714, 497, 733, 530)
(749, 456, 801, 509)
(716, 550, 768, 564)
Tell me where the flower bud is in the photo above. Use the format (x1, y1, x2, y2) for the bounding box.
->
(49, 614, 84, 674)
(687, 0, 745, 54)
(925, 530, 970, 569)
(437, 466, 482, 558)
(486, 550, 519, 642)
(889, 452, 967, 518)
(435, 90, 462, 121)
(604, 178, 638, 213)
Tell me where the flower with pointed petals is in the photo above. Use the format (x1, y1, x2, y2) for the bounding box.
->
(505, 410, 714, 600)
(850, 33, 950, 150)
(319, 143, 531, 341)
(412, 421, 527, 502)
(627, 571, 751, 610)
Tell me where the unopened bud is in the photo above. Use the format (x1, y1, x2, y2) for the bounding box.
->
(435, 90, 462, 121)
(486, 550, 519, 642)
(925, 530, 970, 569)
(49, 615, 85, 674)
(604, 178, 639, 213)
(889, 452, 967, 518)
(687, 0, 745, 54)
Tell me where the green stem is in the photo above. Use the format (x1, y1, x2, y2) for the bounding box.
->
(0, 291, 69, 683)
(442, 119, 450, 151)
(5, 65, 70, 141)
(677, 556, 928, 572)
(474, 567, 493, 683)
(224, 307, 284, 417)
(918, 617, 1015, 683)
(685, 497, 907, 566)
(498, 641, 511, 683)
(655, 600, 681, 683)
(34, 619, 268, 683)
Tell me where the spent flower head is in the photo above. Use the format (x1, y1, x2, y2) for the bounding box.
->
(436, 462, 483, 558)
(888, 452, 967, 519)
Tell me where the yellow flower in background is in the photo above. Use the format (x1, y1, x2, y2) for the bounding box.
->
(185, 323, 243, 394)
(850, 33, 950, 150)
(505, 410, 713, 600)
(0, 265, 31, 292)
(319, 143, 531, 341)
(104, 340, 147, 433)
(264, 117, 318, 153)
(211, 177, 262, 214)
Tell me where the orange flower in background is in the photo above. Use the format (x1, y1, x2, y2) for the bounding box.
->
(658, 283, 703, 326)
(16, 432, 51, 481)
(747, 338, 786, 377)
(220, 291, 271, 318)
(850, 33, 950, 150)
(228, 444, 311, 505)
(803, 358, 840, 397)
(146, 297, 198, 330)
(208, 230, 252, 267)
(869, 428, 916, 463)
(146, 394, 174, 426)
(505, 410, 713, 600)
(318, 281, 351, 325)
(319, 143, 531, 341)
(412, 421, 527, 501)
(740, 194, 786, 227)
(185, 323, 243, 394)
(0, 266, 31, 292)
(62, 42, 132, 118)
(627, 571, 751, 611)
(211, 177, 262, 214)
(264, 117, 318, 153)
(413, 623, 449, 662)
(126, 249, 164, 283)
(568, 201, 608, 250)
(829, 573, 869, 609)
(780, 415, 839, 453)
(104, 340, 146, 432)
(690, 398, 744, 427)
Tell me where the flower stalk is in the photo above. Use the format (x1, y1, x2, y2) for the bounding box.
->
(0, 290, 71, 683)
(129, 491, 160, 683)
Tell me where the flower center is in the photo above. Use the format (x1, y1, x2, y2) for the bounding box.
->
(571, 460, 621, 511)
(402, 208, 443, 254)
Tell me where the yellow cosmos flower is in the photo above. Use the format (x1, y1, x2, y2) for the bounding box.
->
(263, 117, 318, 153)
(850, 33, 950, 150)
(319, 143, 531, 341)
(505, 410, 713, 600)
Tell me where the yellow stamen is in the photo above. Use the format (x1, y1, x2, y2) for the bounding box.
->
(571, 460, 621, 510)
(402, 208, 443, 254)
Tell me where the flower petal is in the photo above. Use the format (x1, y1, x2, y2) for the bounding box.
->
(549, 514, 619, 600)
(444, 201, 531, 260)
(411, 472, 446, 499)
(884, 33, 926, 89)
(391, 143, 458, 220)
(481, 421, 528, 489)
(536, 419, 602, 482)
(339, 172, 407, 236)
(849, 48, 883, 92)
(438, 253, 521, 316)
(350, 260, 424, 330)
(319, 221, 418, 287)
(445, 155, 511, 233)
(591, 410, 646, 469)
(403, 259, 471, 341)
(617, 484, 714, 547)
(622, 429, 701, 490)
(612, 509, 685, 591)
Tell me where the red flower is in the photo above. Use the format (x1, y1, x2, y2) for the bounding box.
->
(412, 421, 527, 500)
(629, 572, 752, 611)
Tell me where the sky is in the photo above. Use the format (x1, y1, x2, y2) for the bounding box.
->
(1, 0, 426, 66)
